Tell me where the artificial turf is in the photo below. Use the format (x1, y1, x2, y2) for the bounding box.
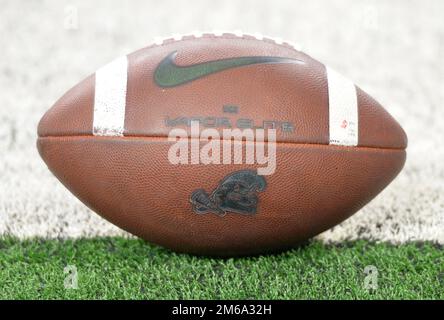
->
(0, 238, 442, 300)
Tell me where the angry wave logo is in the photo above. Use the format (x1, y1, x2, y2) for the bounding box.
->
(190, 170, 266, 216)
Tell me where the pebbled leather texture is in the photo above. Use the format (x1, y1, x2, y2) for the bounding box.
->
(38, 34, 407, 149)
(37, 34, 407, 256)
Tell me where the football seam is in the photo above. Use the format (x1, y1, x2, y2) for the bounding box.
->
(146, 31, 303, 54)
(37, 136, 406, 151)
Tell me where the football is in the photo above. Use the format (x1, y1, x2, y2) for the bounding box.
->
(37, 33, 407, 256)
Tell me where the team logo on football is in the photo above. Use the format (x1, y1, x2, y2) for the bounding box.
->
(190, 170, 267, 216)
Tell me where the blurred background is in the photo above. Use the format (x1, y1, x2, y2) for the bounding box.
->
(0, 0, 443, 243)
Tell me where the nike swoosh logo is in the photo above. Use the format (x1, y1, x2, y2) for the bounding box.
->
(154, 51, 304, 88)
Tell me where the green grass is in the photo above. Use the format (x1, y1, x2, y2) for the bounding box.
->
(0, 238, 442, 299)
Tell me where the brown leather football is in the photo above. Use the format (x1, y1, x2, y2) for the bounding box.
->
(37, 33, 407, 256)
